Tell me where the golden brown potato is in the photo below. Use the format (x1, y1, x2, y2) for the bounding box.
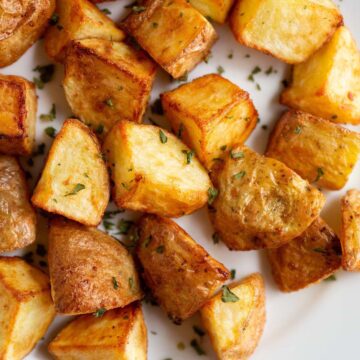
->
(137, 214, 230, 322)
(63, 39, 156, 135)
(229, 0, 342, 64)
(209, 146, 325, 250)
(0, 156, 36, 253)
(200, 273, 265, 360)
(340, 189, 360, 271)
(161, 74, 258, 170)
(48, 303, 147, 360)
(121, 0, 217, 78)
(0, 257, 55, 359)
(268, 218, 341, 292)
(103, 120, 212, 217)
(48, 218, 143, 315)
(281, 26, 360, 124)
(188, 0, 234, 23)
(31, 119, 109, 226)
(44, 0, 125, 62)
(0, 74, 36, 156)
(266, 110, 360, 190)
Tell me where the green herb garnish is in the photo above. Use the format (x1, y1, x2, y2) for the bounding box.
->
(65, 183, 85, 196)
(159, 129, 167, 143)
(117, 219, 133, 234)
(190, 339, 206, 355)
(40, 103, 56, 121)
(212, 232, 220, 244)
(44, 126, 56, 138)
(49, 13, 59, 25)
(93, 308, 106, 317)
(230, 150, 244, 159)
(129, 277, 134, 289)
(217, 65, 225, 75)
(208, 187, 218, 205)
(132, 5, 146, 12)
(294, 126, 302, 134)
(221, 285, 239, 303)
(233, 171, 246, 180)
(193, 325, 205, 337)
(33, 64, 55, 83)
(182, 149, 194, 164)
(104, 98, 114, 107)
(324, 275, 336, 282)
(315, 167, 324, 182)
(101, 8, 111, 14)
(155, 245, 165, 254)
(112, 277, 119, 289)
(230, 269, 236, 279)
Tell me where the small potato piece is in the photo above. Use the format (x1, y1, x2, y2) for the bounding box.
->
(103, 121, 212, 217)
(48, 218, 142, 315)
(229, 0, 342, 64)
(0, 257, 55, 359)
(209, 146, 325, 250)
(268, 218, 341, 292)
(188, 0, 234, 23)
(63, 39, 156, 135)
(137, 214, 230, 322)
(200, 273, 265, 360)
(161, 74, 258, 170)
(48, 303, 147, 360)
(266, 110, 360, 190)
(281, 26, 360, 124)
(121, 0, 217, 78)
(0, 74, 36, 156)
(31, 119, 109, 226)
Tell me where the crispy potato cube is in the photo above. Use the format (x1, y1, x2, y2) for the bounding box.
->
(48, 218, 142, 315)
(44, 0, 125, 62)
(0, 257, 55, 359)
(31, 119, 109, 226)
(121, 0, 217, 78)
(200, 273, 265, 360)
(103, 120, 212, 217)
(268, 218, 341, 292)
(188, 0, 234, 23)
(266, 110, 360, 190)
(137, 214, 230, 322)
(63, 39, 156, 135)
(209, 146, 325, 250)
(229, 0, 342, 64)
(281, 26, 360, 124)
(340, 189, 360, 271)
(0, 75, 37, 156)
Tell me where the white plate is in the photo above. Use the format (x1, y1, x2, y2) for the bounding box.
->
(2, 0, 360, 359)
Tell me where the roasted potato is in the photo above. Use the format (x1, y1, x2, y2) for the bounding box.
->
(268, 218, 341, 292)
(340, 189, 360, 271)
(137, 214, 230, 322)
(161, 74, 258, 170)
(266, 110, 360, 190)
(200, 273, 266, 360)
(121, 0, 217, 79)
(31, 119, 109, 226)
(63, 39, 156, 135)
(0, 257, 55, 359)
(103, 120, 212, 217)
(0, 74, 36, 156)
(44, 0, 125, 62)
(229, 0, 342, 64)
(188, 0, 234, 23)
(281, 26, 360, 124)
(209, 146, 325, 250)
(48, 303, 147, 360)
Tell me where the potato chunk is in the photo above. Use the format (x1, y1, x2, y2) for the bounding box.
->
(209, 146, 325, 250)
(48, 218, 142, 315)
(281, 26, 360, 124)
(44, 0, 125, 62)
(266, 110, 360, 190)
(341, 189, 360, 271)
(161, 74, 258, 170)
(188, 0, 234, 23)
(137, 214, 230, 322)
(0, 75, 36, 156)
(229, 0, 342, 64)
(0, 257, 55, 359)
(268, 218, 341, 292)
(200, 273, 265, 360)
(103, 120, 212, 217)
(121, 0, 217, 78)
(63, 39, 156, 135)
(31, 119, 109, 226)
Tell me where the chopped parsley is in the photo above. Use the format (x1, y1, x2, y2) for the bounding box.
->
(228, 52, 233, 59)
(93, 308, 106, 317)
(103, 220, 114, 231)
(265, 66, 274, 75)
(104, 98, 114, 107)
(221, 285, 239, 303)
(313, 247, 327, 254)
(44, 127, 56, 138)
(230, 269, 236, 279)
(294, 126, 302, 134)
(177, 342, 185, 350)
(101, 8, 112, 14)
(49, 13, 59, 25)
(177, 73, 188, 82)
(233, 171, 246, 180)
(193, 325, 205, 337)
(142, 235, 153, 248)
(159, 129, 168, 143)
(112, 276, 119, 289)
(132, 5, 146, 12)
(212, 232, 220, 244)
(182, 149, 194, 164)
(217, 65, 225, 75)
(230, 150, 244, 159)
(190, 339, 206, 355)
(324, 275, 336, 281)
(315, 167, 324, 182)
(155, 245, 165, 254)
(33, 77, 44, 89)
(33, 64, 55, 84)
(207, 187, 218, 205)
(40, 103, 56, 121)
(129, 277, 134, 289)
(65, 183, 85, 196)
(117, 219, 133, 234)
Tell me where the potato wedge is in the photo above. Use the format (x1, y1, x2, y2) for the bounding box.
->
(31, 119, 109, 226)
(48, 303, 147, 360)
(209, 146, 325, 250)
(48, 218, 142, 315)
(281, 26, 360, 124)
(137, 214, 230, 322)
(188, 0, 234, 23)
(268, 218, 341, 292)
(200, 273, 265, 360)
(121, 0, 217, 78)
(161, 74, 258, 170)
(103, 120, 212, 217)
(266, 110, 360, 190)
(229, 0, 342, 64)
(0, 257, 55, 359)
